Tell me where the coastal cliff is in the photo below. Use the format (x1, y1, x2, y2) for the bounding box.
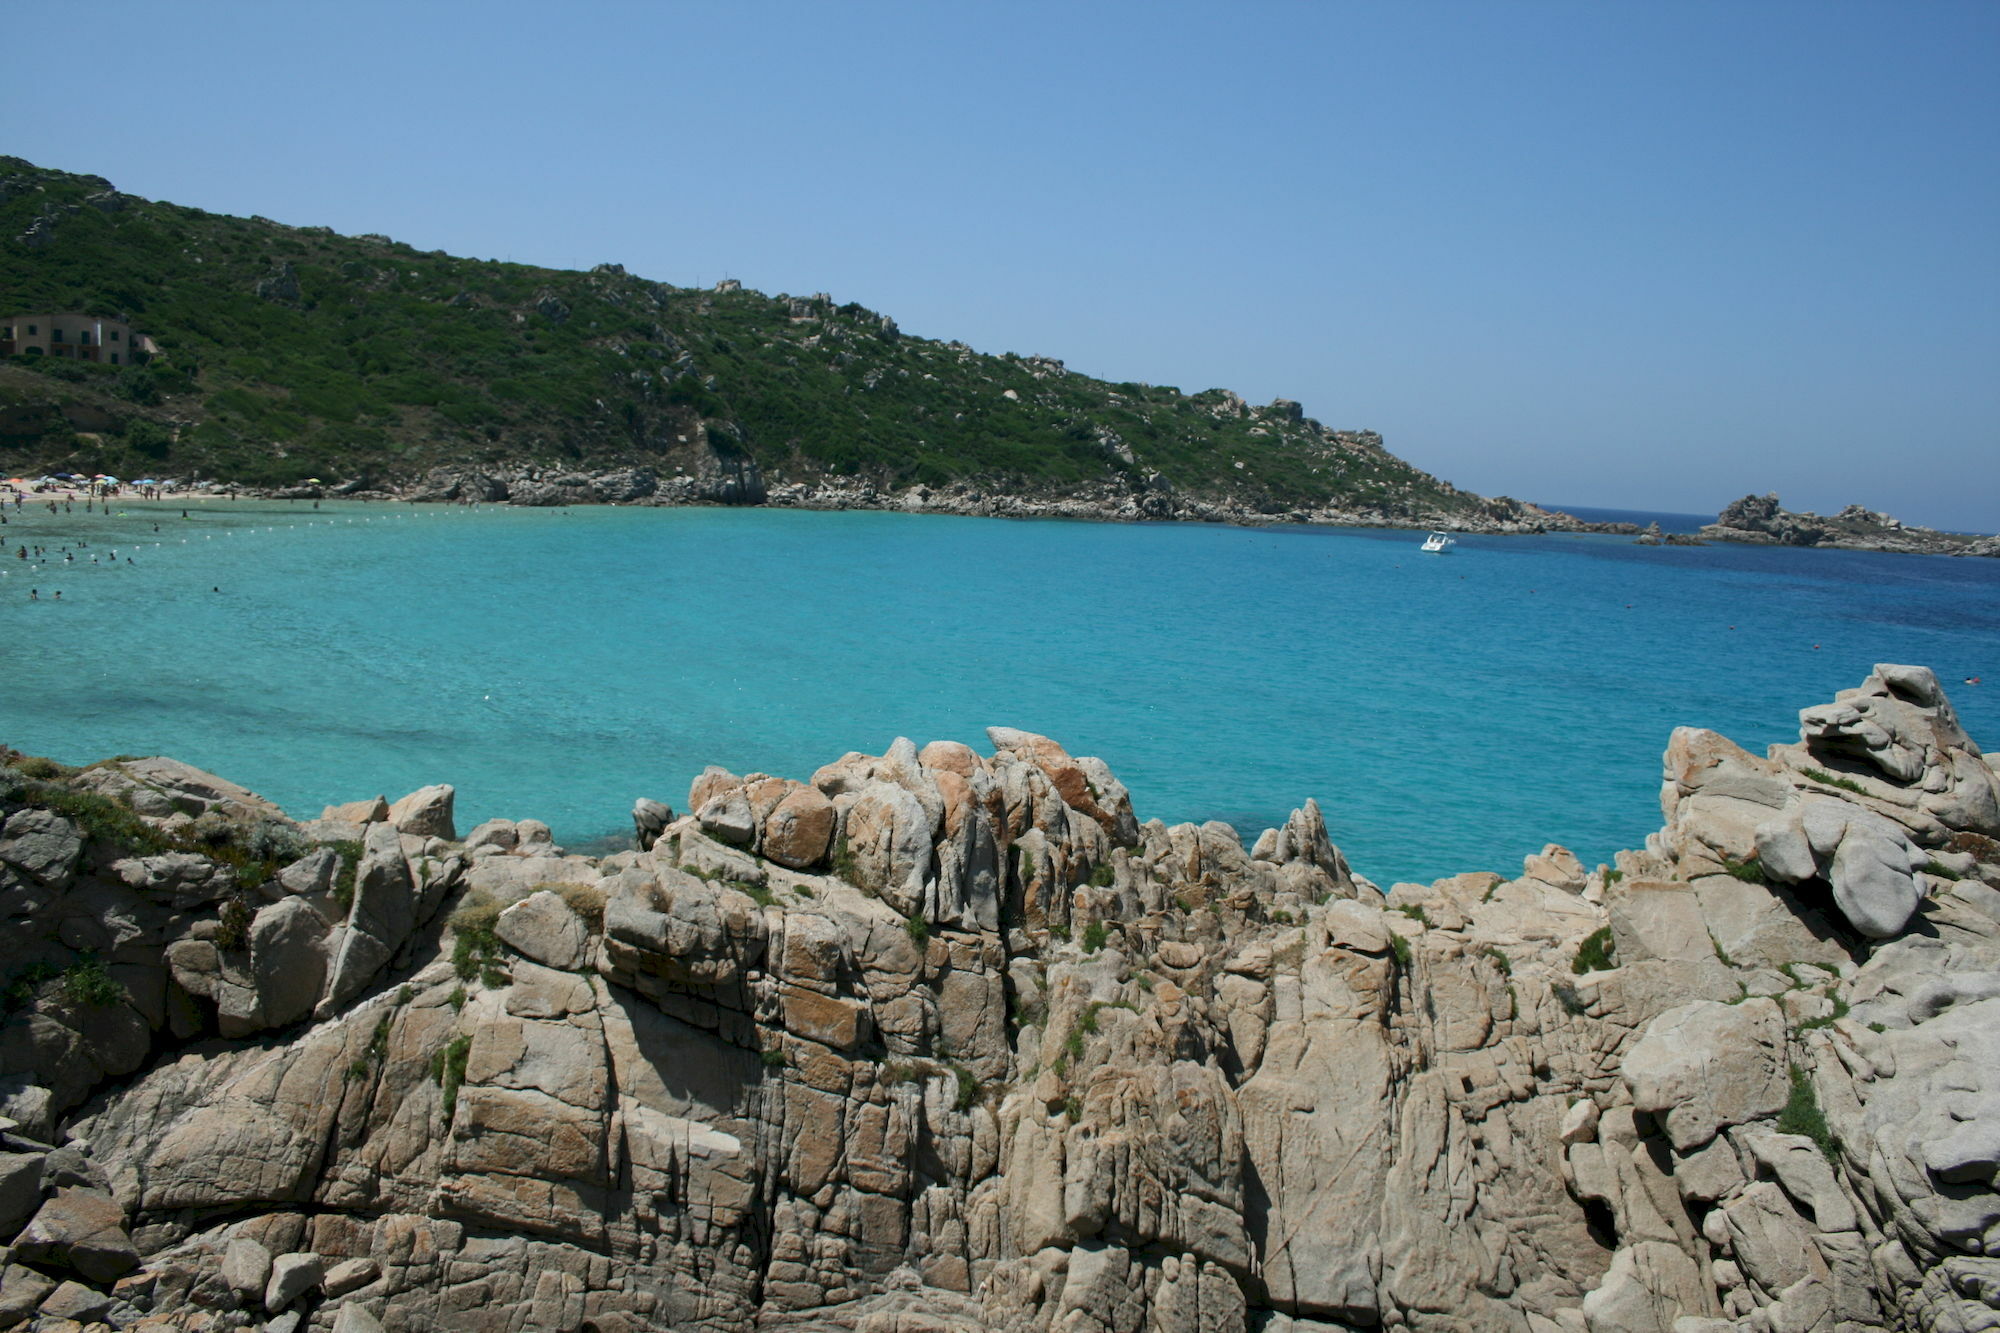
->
(2, 667, 1999, 1331)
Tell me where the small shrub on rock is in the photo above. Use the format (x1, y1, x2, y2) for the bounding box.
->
(1572, 927, 1616, 974)
(449, 892, 508, 986)
(14, 755, 69, 780)
(61, 955, 123, 1007)
(555, 881, 607, 927)
(1777, 1062, 1835, 1157)
(432, 1034, 473, 1119)
(1722, 855, 1768, 884)
(215, 897, 253, 952)
(953, 1065, 979, 1112)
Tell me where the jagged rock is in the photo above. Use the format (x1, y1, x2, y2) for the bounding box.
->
(11, 1187, 137, 1282)
(463, 819, 518, 856)
(242, 896, 331, 1032)
(323, 796, 390, 824)
(0, 1263, 55, 1326)
(496, 889, 590, 970)
(74, 756, 286, 823)
(631, 799, 674, 852)
(1796, 663, 2000, 836)
(265, 1251, 323, 1312)
(317, 821, 417, 1015)
(0, 810, 81, 885)
(221, 1234, 272, 1297)
(36, 1276, 112, 1322)
(843, 781, 934, 915)
(387, 784, 455, 840)
(321, 1255, 380, 1297)
(332, 1303, 385, 1333)
(0, 1078, 53, 1143)
(1623, 999, 1787, 1151)
(697, 788, 758, 848)
(1582, 1242, 1717, 1332)
(0, 1149, 44, 1237)
(278, 847, 341, 896)
(763, 786, 835, 870)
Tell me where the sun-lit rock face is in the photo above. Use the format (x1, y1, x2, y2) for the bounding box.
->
(0, 669, 1996, 1331)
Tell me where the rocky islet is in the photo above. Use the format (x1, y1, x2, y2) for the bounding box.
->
(1702, 495, 2000, 559)
(0, 666, 1994, 1330)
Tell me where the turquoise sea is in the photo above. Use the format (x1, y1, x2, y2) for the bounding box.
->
(4, 497, 1997, 887)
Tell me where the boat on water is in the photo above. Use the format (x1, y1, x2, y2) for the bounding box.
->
(1420, 531, 1456, 553)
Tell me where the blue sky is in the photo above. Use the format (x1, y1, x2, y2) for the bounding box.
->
(7, 1, 1996, 528)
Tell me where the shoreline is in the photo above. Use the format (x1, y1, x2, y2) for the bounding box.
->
(15, 474, 1996, 559)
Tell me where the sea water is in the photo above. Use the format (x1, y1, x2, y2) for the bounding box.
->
(3, 497, 1996, 887)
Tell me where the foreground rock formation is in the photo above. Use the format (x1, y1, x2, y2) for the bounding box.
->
(1, 666, 1998, 1332)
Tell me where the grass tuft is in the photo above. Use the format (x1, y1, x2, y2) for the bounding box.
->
(1776, 1062, 1836, 1158)
(61, 954, 124, 1008)
(1572, 927, 1616, 974)
(1802, 767, 1867, 795)
(1722, 854, 1768, 884)
(431, 1033, 473, 1119)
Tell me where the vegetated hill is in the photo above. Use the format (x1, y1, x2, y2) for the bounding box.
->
(0, 157, 1495, 518)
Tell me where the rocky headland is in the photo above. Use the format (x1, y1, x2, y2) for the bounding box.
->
(1702, 495, 1999, 558)
(2, 666, 1999, 1332)
(380, 463, 1626, 535)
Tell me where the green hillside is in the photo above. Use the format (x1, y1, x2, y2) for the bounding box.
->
(0, 157, 1488, 516)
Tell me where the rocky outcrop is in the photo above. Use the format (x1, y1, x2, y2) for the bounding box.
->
(387, 466, 1626, 535)
(1704, 493, 1995, 557)
(1, 668, 1997, 1331)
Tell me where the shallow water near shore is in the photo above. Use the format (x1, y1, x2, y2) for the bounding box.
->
(3, 496, 1997, 886)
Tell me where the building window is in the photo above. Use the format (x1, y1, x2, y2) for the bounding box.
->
(110, 330, 121, 341)
(51, 329, 63, 342)
(26, 325, 36, 335)
(110, 353, 120, 364)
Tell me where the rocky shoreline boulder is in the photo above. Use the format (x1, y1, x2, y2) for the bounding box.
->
(0, 666, 1996, 1331)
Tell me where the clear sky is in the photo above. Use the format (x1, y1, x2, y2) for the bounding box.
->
(7, 1, 1996, 528)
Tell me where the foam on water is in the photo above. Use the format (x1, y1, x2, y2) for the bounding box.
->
(3, 497, 1996, 885)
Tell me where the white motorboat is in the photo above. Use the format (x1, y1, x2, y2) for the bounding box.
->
(1420, 531, 1456, 553)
